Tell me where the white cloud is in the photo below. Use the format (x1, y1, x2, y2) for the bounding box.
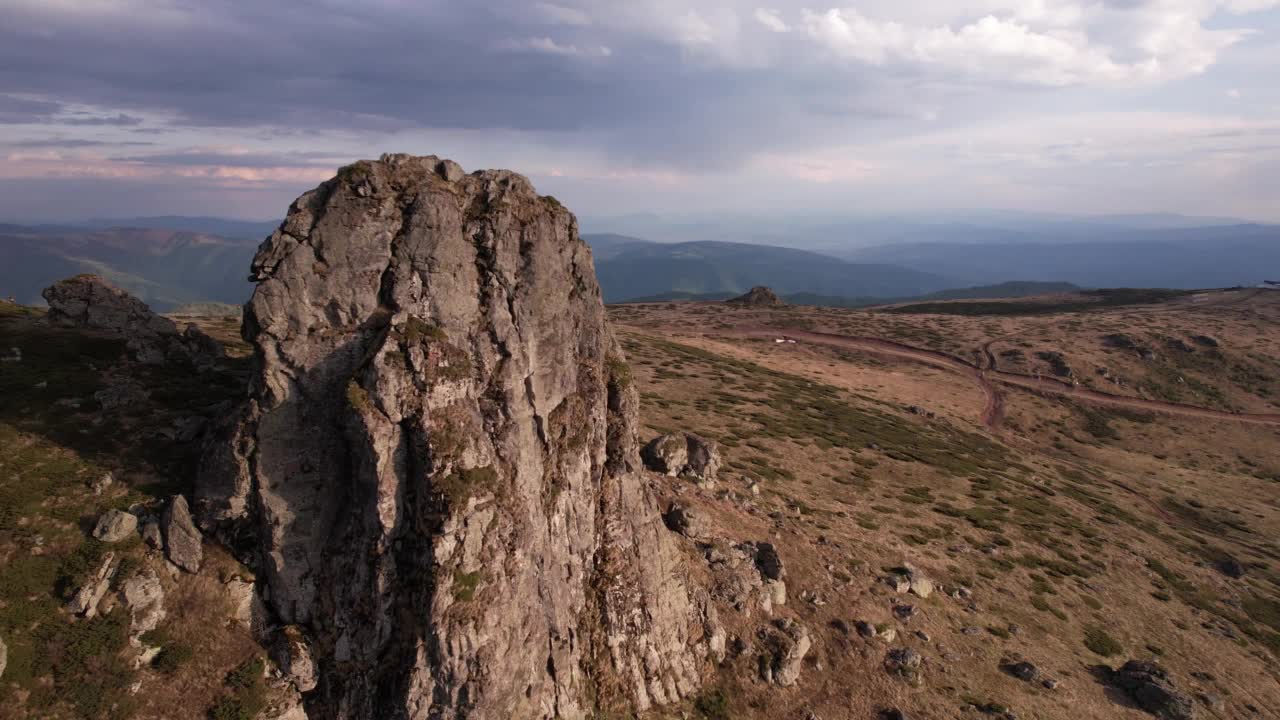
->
(799, 3, 1262, 86)
(532, 2, 592, 26)
(500, 37, 612, 57)
(754, 8, 790, 32)
(1224, 0, 1280, 12)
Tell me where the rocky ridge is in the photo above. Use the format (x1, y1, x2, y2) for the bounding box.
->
(196, 154, 720, 719)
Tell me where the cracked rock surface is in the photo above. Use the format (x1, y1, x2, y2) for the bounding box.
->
(196, 154, 718, 719)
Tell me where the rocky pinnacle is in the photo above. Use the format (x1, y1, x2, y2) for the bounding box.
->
(197, 154, 719, 719)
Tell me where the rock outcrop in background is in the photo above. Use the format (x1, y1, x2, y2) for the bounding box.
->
(43, 273, 224, 367)
(726, 286, 784, 307)
(197, 154, 720, 719)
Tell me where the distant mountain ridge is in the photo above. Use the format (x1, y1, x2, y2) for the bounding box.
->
(619, 281, 1080, 307)
(0, 224, 258, 309)
(843, 224, 1280, 289)
(585, 235, 954, 303)
(4, 213, 1272, 311)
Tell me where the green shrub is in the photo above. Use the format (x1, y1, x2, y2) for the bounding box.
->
(35, 608, 136, 718)
(209, 656, 268, 720)
(1084, 625, 1124, 657)
(152, 641, 195, 674)
(693, 688, 731, 720)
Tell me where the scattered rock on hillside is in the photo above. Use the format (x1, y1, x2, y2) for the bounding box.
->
(67, 552, 117, 617)
(663, 503, 711, 539)
(92, 509, 138, 543)
(1213, 555, 1245, 579)
(89, 472, 114, 496)
(727, 286, 784, 306)
(1003, 660, 1039, 682)
(140, 520, 163, 549)
(42, 274, 224, 368)
(119, 570, 166, 635)
(1112, 660, 1196, 720)
(1190, 335, 1219, 348)
(885, 564, 933, 599)
(161, 495, 202, 573)
(706, 541, 785, 613)
(195, 154, 719, 717)
(884, 646, 923, 683)
(641, 432, 722, 485)
(754, 541, 785, 581)
(758, 618, 810, 686)
(1103, 333, 1139, 350)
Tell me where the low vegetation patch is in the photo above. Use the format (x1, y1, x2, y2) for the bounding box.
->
(1083, 625, 1124, 657)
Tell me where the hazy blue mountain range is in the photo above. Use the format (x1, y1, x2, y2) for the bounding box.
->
(842, 224, 1280, 289)
(2, 213, 1275, 310)
(77, 216, 280, 240)
(580, 210, 1271, 251)
(620, 281, 1081, 307)
(0, 224, 257, 309)
(586, 235, 954, 303)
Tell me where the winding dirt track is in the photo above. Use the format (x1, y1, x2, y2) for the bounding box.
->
(736, 327, 1280, 430)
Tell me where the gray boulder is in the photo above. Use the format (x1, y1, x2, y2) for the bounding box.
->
(92, 509, 138, 543)
(663, 503, 711, 539)
(67, 552, 117, 617)
(0, 634, 7, 680)
(194, 155, 719, 717)
(161, 495, 202, 573)
(758, 619, 810, 686)
(1113, 660, 1196, 720)
(885, 646, 923, 682)
(641, 432, 721, 483)
(119, 570, 166, 635)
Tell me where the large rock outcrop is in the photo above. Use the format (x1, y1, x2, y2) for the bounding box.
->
(197, 154, 718, 719)
(42, 274, 224, 367)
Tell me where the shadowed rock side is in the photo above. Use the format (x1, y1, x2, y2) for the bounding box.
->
(196, 154, 719, 719)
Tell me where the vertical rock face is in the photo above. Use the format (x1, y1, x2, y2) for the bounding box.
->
(197, 154, 717, 719)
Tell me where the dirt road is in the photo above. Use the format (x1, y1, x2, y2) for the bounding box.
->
(737, 327, 1280, 430)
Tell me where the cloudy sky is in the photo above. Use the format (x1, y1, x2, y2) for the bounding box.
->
(1, 0, 1278, 222)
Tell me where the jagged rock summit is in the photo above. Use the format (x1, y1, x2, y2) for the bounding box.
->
(198, 154, 719, 719)
(727, 286, 784, 306)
